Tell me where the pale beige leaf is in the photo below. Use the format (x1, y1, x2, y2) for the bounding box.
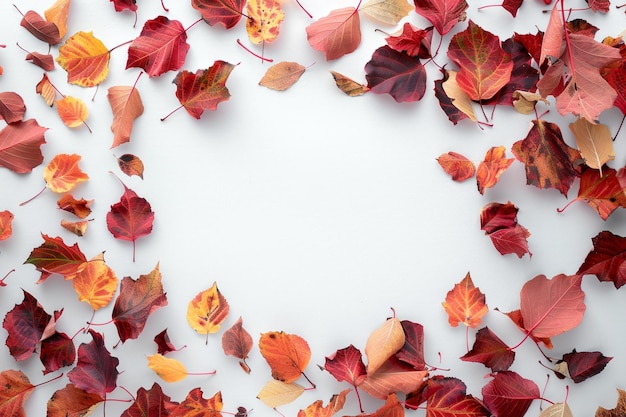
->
(259, 62, 306, 91)
(256, 380, 305, 408)
(539, 402, 573, 417)
(442, 70, 477, 122)
(512, 90, 549, 115)
(364, 317, 405, 374)
(330, 71, 369, 96)
(360, 0, 412, 25)
(36, 74, 56, 106)
(569, 117, 614, 171)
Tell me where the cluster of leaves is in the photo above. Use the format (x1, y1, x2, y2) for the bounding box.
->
(1, 0, 626, 416)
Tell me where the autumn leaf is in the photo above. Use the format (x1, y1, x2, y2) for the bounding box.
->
(413, 0, 467, 35)
(360, 0, 412, 25)
(170, 389, 222, 417)
(40, 331, 76, 374)
(578, 230, 626, 289)
(257, 380, 305, 408)
(306, 7, 361, 61)
(67, 330, 119, 398)
(112, 263, 168, 343)
(0, 92, 26, 123)
(297, 389, 351, 417)
(447, 20, 513, 101)
(0, 210, 13, 240)
(437, 151, 475, 182)
(24, 233, 87, 282)
(441, 69, 478, 123)
(72, 253, 118, 310)
(56, 31, 110, 87)
(56, 96, 90, 130)
(421, 376, 489, 417)
(126, 16, 191, 77)
(246, 0, 284, 45)
(480, 201, 531, 258)
(44, 0, 71, 39)
(460, 326, 515, 372)
(108, 84, 144, 148)
(384, 23, 433, 59)
(222, 316, 253, 373)
(553, 349, 612, 383)
(259, 62, 306, 91)
(330, 71, 369, 96)
(364, 313, 405, 374)
(166, 61, 235, 120)
(569, 117, 614, 171)
(121, 383, 177, 417)
(45, 153, 89, 193)
(359, 356, 428, 400)
(259, 331, 311, 383)
(36, 74, 57, 106)
(476, 146, 514, 194)
(110, 0, 138, 13)
(325, 344, 367, 387)
(147, 354, 189, 383)
(2, 290, 51, 361)
(0, 369, 35, 417)
(22, 50, 55, 71)
(0, 119, 48, 174)
(365, 46, 426, 103)
(57, 194, 93, 219)
(500, 308, 553, 350)
(367, 393, 404, 417)
(117, 153, 145, 178)
(47, 384, 104, 417)
(442, 272, 488, 328)
(481, 371, 539, 417)
(192, 0, 246, 29)
(396, 320, 425, 369)
(596, 388, 626, 417)
(154, 328, 186, 355)
(60, 213, 88, 234)
(187, 281, 230, 337)
(18, 8, 62, 45)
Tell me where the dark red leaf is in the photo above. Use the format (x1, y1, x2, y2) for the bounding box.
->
(396, 320, 425, 370)
(512, 32, 543, 68)
(67, 330, 119, 398)
(0, 119, 48, 174)
(481, 371, 539, 417)
(324, 344, 367, 386)
(2, 290, 50, 361)
(24, 233, 87, 282)
(19, 10, 61, 45)
(110, 0, 138, 12)
(604, 61, 626, 114)
(578, 230, 626, 288)
(192, 0, 246, 29)
(480, 201, 531, 258)
(553, 349, 612, 383)
(154, 329, 184, 355)
(413, 0, 468, 35)
(0, 92, 26, 124)
(385, 23, 433, 59)
(502, 0, 524, 17)
(24, 51, 55, 71)
(434, 68, 470, 125)
(422, 376, 489, 417)
(460, 327, 515, 372)
(121, 383, 178, 417)
(365, 45, 426, 103)
(222, 317, 253, 372)
(40, 332, 76, 374)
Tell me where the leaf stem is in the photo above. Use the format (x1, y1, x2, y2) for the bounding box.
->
(294, 0, 313, 18)
(33, 372, 64, 388)
(185, 18, 204, 33)
(108, 40, 133, 54)
(353, 385, 364, 413)
(160, 0, 169, 12)
(301, 371, 316, 389)
(160, 104, 184, 121)
(19, 185, 47, 206)
(0, 269, 15, 286)
(613, 114, 625, 141)
(236, 39, 273, 62)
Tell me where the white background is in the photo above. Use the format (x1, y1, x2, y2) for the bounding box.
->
(1, 0, 625, 416)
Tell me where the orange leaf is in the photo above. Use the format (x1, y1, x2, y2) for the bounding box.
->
(246, 0, 284, 45)
(57, 194, 93, 219)
(442, 272, 488, 328)
(46, 384, 103, 417)
(297, 389, 350, 417)
(107, 85, 144, 148)
(56, 96, 89, 129)
(36, 74, 56, 106)
(72, 253, 118, 310)
(257, 380, 305, 408)
(170, 388, 222, 417)
(186, 282, 229, 335)
(259, 331, 311, 383)
(259, 62, 306, 91)
(56, 31, 110, 87)
(0, 369, 35, 417)
(330, 71, 369, 96)
(147, 354, 188, 383)
(45, 0, 71, 39)
(116, 153, 144, 179)
(44, 153, 89, 194)
(476, 146, 514, 194)
(0, 210, 14, 240)
(61, 219, 89, 236)
(221, 316, 253, 373)
(370, 393, 404, 417)
(437, 151, 476, 182)
(364, 316, 405, 374)
(306, 7, 361, 61)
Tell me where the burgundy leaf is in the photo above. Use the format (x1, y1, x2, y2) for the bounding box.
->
(396, 320, 425, 370)
(578, 230, 626, 289)
(67, 330, 119, 398)
(40, 332, 76, 374)
(365, 45, 426, 103)
(324, 344, 367, 386)
(481, 371, 539, 417)
(154, 329, 184, 355)
(2, 290, 50, 361)
(554, 350, 612, 383)
(460, 327, 515, 372)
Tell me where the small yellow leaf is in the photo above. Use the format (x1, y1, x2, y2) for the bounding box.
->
(442, 70, 477, 122)
(257, 380, 305, 408)
(569, 117, 614, 172)
(364, 315, 405, 374)
(259, 62, 306, 91)
(360, 0, 413, 25)
(72, 253, 118, 310)
(147, 354, 188, 383)
(246, 0, 284, 45)
(56, 96, 88, 129)
(330, 71, 369, 96)
(187, 282, 229, 335)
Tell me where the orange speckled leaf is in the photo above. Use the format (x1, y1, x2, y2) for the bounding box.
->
(442, 272, 488, 328)
(45, 0, 71, 39)
(476, 146, 514, 194)
(147, 354, 188, 383)
(259, 62, 306, 91)
(0, 369, 35, 417)
(116, 154, 144, 179)
(437, 151, 476, 182)
(56, 96, 89, 129)
(56, 31, 110, 87)
(72, 253, 118, 310)
(0, 210, 14, 240)
(44, 154, 89, 193)
(259, 331, 311, 383)
(246, 0, 284, 45)
(186, 282, 229, 335)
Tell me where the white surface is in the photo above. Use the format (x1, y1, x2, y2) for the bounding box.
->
(1, 0, 625, 416)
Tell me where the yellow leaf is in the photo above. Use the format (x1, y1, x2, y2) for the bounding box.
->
(147, 354, 188, 383)
(187, 282, 229, 335)
(56, 96, 89, 129)
(259, 62, 306, 91)
(246, 0, 284, 45)
(72, 253, 118, 310)
(256, 380, 304, 408)
(360, 0, 412, 25)
(44, 153, 89, 194)
(56, 31, 110, 87)
(442, 69, 477, 122)
(569, 117, 614, 173)
(45, 0, 71, 38)
(364, 316, 405, 374)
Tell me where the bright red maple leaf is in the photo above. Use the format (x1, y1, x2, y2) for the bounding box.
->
(305, 7, 361, 61)
(126, 16, 190, 77)
(385, 23, 433, 59)
(67, 330, 119, 398)
(577, 230, 626, 288)
(481, 371, 539, 417)
(413, 0, 467, 35)
(553, 349, 612, 383)
(460, 326, 515, 372)
(2, 290, 51, 361)
(365, 46, 426, 103)
(24, 233, 87, 282)
(0, 119, 48, 174)
(121, 383, 178, 417)
(480, 202, 531, 258)
(192, 0, 246, 29)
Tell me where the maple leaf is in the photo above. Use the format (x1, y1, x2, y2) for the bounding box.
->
(17, 8, 62, 45)
(40, 331, 76, 374)
(192, 0, 246, 29)
(222, 316, 253, 373)
(187, 281, 230, 337)
(67, 330, 119, 398)
(578, 230, 626, 288)
(511, 119, 581, 196)
(359, 356, 428, 400)
(413, 0, 467, 35)
(24, 233, 87, 282)
(257, 380, 305, 408)
(56, 31, 110, 87)
(364, 314, 405, 374)
(325, 344, 367, 387)
(297, 389, 351, 417)
(480, 202, 531, 258)
(117, 153, 145, 178)
(106, 178, 154, 262)
(421, 376, 490, 417)
(57, 194, 93, 219)
(447, 20, 513, 101)
(0, 210, 13, 240)
(460, 326, 515, 372)
(596, 388, 626, 417)
(0, 119, 48, 174)
(437, 151, 475, 182)
(121, 383, 178, 417)
(56, 96, 90, 130)
(481, 371, 539, 417)
(259, 62, 307, 91)
(306, 7, 361, 61)
(0, 92, 26, 123)
(385, 23, 433, 59)
(170, 388, 223, 417)
(330, 71, 370, 96)
(553, 349, 612, 383)
(442, 272, 488, 328)
(259, 331, 311, 383)
(0, 369, 35, 417)
(2, 290, 50, 361)
(476, 146, 514, 194)
(126, 16, 191, 77)
(107, 84, 144, 148)
(246, 0, 284, 45)
(360, 0, 412, 25)
(72, 253, 118, 310)
(47, 384, 104, 417)
(44, 0, 71, 39)
(166, 61, 235, 120)
(147, 354, 190, 382)
(112, 263, 168, 343)
(365, 46, 427, 103)
(569, 117, 614, 171)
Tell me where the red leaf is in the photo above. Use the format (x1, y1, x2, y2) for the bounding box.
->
(19, 9, 61, 45)
(560, 166, 626, 220)
(0, 92, 26, 123)
(106, 181, 154, 262)
(422, 376, 490, 417)
(2, 290, 51, 361)
(437, 151, 475, 181)
(396, 320, 425, 370)
(520, 274, 586, 339)
(47, 384, 104, 417)
(476, 146, 514, 195)
(192, 0, 246, 29)
(154, 329, 184, 355)
(0, 119, 48, 174)
(359, 356, 428, 400)
(447, 20, 513, 101)
(121, 383, 178, 417)
(513, 32, 544, 67)
(480, 202, 531, 258)
(604, 61, 626, 114)
(553, 349, 612, 383)
(442, 272, 488, 328)
(110, 0, 138, 12)
(502, 0, 523, 17)
(305, 7, 361, 61)
(0, 370, 35, 417)
(24, 233, 87, 282)
(500, 308, 553, 349)
(40, 332, 76, 374)
(57, 194, 93, 219)
(112, 263, 168, 343)
(413, 0, 467, 35)
(126, 16, 190, 77)
(67, 330, 119, 398)
(587, 0, 610, 12)
(385, 23, 433, 59)
(222, 317, 253, 372)
(24, 51, 55, 71)
(324, 344, 367, 386)
(0, 210, 13, 241)
(434, 68, 470, 125)
(481, 371, 539, 417)
(365, 45, 426, 103)
(460, 327, 515, 372)
(578, 230, 626, 288)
